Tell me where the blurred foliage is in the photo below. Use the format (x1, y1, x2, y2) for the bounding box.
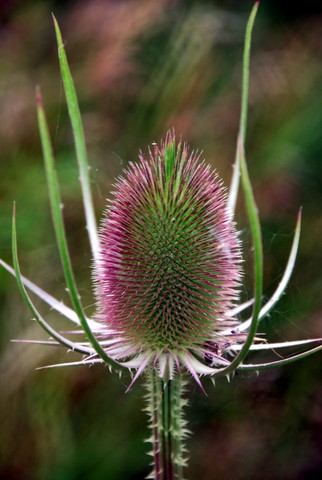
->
(1, 1, 322, 479)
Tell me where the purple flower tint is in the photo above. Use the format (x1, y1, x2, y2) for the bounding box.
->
(95, 130, 243, 380)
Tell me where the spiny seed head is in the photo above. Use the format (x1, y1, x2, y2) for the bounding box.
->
(96, 130, 242, 368)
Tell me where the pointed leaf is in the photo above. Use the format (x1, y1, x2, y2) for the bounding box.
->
(228, 1, 259, 213)
(11, 205, 92, 356)
(36, 88, 123, 371)
(52, 15, 99, 262)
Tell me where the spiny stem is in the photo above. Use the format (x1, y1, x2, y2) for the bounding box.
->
(161, 379, 173, 479)
(152, 370, 162, 479)
(145, 370, 188, 480)
(171, 375, 188, 479)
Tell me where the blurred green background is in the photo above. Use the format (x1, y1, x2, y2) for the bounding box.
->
(1, 1, 322, 479)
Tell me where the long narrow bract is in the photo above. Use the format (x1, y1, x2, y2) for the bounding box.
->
(36, 87, 122, 371)
(52, 15, 100, 264)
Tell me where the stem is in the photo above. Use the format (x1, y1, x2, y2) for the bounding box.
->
(162, 379, 173, 479)
(145, 370, 188, 480)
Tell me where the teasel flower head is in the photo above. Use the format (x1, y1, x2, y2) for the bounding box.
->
(3, 4, 322, 397)
(95, 130, 243, 382)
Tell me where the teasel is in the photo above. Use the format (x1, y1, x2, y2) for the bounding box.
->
(2, 3, 322, 479)
(95, 130, 243, 387)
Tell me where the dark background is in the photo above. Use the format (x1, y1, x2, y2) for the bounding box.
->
(1, 1, 322, 479)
